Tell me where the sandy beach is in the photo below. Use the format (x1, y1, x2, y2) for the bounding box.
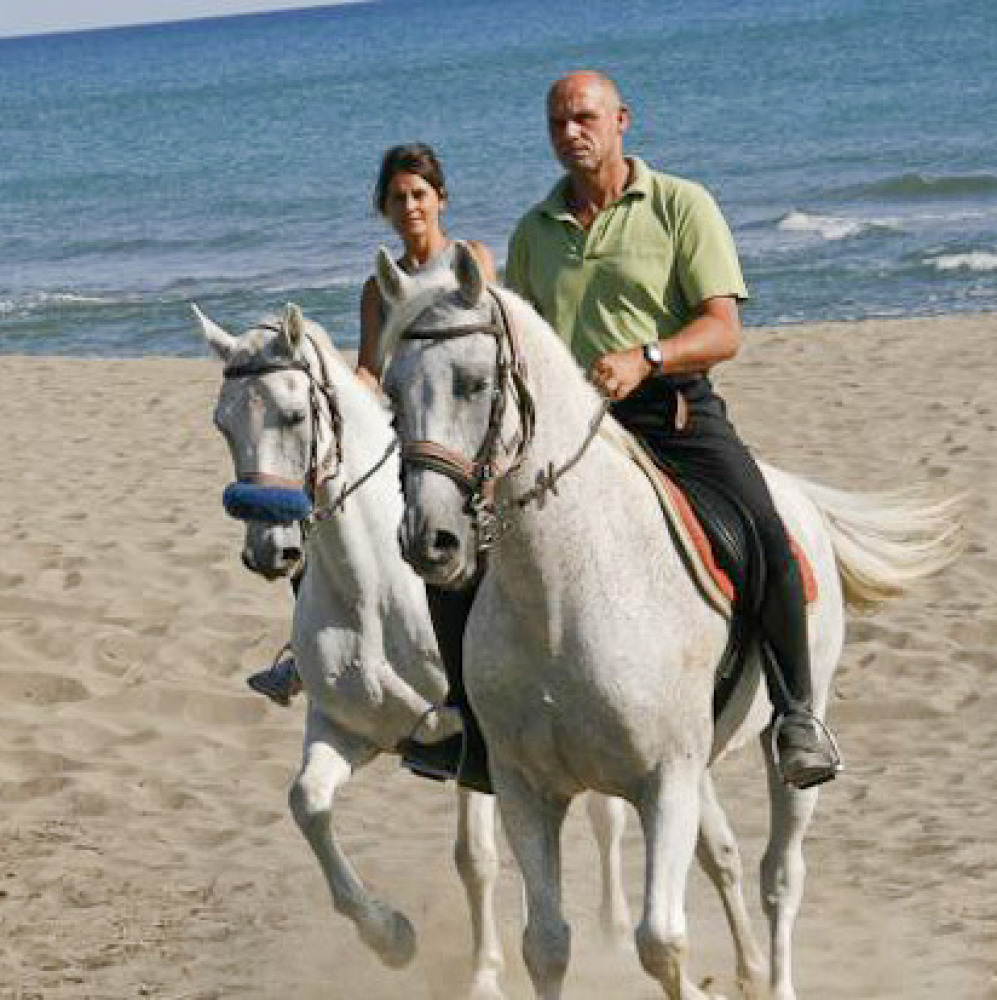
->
(1, 312, 994, 999)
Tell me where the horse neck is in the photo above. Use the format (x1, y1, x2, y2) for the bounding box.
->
(303, 327, 395, 492)
(493, 294, 644, 582)
(502, 292, 610, 488)
(301, 330, 407, 588)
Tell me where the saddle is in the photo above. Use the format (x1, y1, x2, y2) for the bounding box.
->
(602, 423, 817, 719)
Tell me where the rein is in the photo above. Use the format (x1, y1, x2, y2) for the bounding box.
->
(222, 325, 390, 525)
(398, 288, 606, 550)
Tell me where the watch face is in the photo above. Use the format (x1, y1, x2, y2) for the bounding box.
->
(643, 342, 663, 367)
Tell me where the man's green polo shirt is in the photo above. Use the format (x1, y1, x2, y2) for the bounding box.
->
(505, 157, 748, 371)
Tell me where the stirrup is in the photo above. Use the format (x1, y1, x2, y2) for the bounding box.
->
(246, 643, 300, 707)
(771, 711, 844, 790)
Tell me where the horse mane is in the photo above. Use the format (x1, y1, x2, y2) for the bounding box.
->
(298, 314, 393, 428)
(491, 285, 614, 441)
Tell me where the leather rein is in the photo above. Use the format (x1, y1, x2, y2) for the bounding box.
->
(398, 288, 609, 551)
(223, 326, 395, 524)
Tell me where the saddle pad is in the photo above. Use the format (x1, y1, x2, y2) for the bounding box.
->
(600, 421, 817, 618)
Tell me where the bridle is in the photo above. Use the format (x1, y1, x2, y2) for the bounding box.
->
(397, 288, 608, 551)
(222, 325, 394, 526)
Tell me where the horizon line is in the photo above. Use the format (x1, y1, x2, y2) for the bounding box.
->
(0, 1, 373, 43)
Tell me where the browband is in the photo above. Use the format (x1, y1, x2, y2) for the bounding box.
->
(223, 360, 311, 380)
(404, 320, 505, 341)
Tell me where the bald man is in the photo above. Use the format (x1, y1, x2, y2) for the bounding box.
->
(506, 71, 840, 790)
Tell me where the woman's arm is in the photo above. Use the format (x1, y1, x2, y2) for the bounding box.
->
(357, 275, 383, 390)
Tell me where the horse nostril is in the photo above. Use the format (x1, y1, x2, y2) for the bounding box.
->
(281, 547, 302, 564)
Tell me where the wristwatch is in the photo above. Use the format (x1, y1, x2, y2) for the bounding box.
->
(642, 341, 663, 372)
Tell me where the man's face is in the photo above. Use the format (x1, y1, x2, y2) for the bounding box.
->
(546, 77, 627, 175)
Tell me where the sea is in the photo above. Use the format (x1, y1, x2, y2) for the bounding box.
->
(1, 0, 995, 357)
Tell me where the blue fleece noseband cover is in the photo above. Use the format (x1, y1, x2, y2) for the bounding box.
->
(222, 482, 313, 524)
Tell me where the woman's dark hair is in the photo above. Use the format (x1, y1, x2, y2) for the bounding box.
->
(373, 143, 448, 215)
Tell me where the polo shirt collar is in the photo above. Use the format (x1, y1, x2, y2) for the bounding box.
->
(540, 156, 652, 220)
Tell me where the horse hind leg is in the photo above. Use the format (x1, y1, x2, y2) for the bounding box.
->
(759, 728, 821, 1000)
(289, 708, 416, 968)
(455, 787, 506, 1000)
(585, 792, 633, 950)
(697, 771, 769, 999)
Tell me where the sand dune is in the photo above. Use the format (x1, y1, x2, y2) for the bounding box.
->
(1, 315, 994, 998)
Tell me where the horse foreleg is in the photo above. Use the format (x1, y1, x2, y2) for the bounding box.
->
(697, 771, 769, 999)
(492, 764, 571, 1000)
(636, 760, 713, 1000)
(455, 787, 506, 1000)
(289, 707, 416, 968)
(759, 728, 820, 1000)
(585, 793, 632, 949)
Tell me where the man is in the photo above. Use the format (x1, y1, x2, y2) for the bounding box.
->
(505, 70, 839, 789)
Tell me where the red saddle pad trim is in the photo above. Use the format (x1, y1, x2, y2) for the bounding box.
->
(661, 478, 817, 606)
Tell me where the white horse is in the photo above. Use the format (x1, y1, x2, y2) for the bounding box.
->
(375, 242, 963, 1000)
(194, 302, 633, 1000)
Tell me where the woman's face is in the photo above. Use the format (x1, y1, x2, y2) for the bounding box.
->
(384, 171, 444, 244)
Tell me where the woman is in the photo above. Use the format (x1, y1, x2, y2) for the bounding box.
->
(357, 142, 496, 386)
(248, 144, 495, 793)
(360, 144, 495, 791)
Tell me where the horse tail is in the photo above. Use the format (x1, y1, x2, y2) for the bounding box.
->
(791, 476, 966, 611)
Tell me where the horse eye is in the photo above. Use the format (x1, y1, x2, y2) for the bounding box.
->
(455, 374, 490, 400)
(282, 408, 307, 427)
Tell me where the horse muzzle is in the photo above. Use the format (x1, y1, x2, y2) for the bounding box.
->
(240, 521, 304, 580)
(399, 511, 476, 590)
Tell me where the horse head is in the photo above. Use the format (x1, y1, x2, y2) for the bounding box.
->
(194, 302, 342, 580)
(378, 241, 531, 590)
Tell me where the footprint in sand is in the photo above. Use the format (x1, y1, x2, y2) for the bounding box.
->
(0, 669, 90, 704)
(0, 774, 72, 803)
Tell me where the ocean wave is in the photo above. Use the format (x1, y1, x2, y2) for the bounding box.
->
(927, 251, 997, 273)
(844, 173, 997, 201)
(776, 211, 890, 241)
(0, 291, 124, 316)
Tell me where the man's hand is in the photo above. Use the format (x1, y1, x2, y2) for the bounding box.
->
(589, 346, 650, 401)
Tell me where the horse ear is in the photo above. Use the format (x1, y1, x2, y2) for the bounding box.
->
(375, 246, 414, 306)
(281, 303, 306, 352)
(453, 240, 485, 305)
(191, 303, 237, 362)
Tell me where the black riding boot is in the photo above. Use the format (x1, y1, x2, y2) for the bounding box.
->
(401, 583, 493, 794)
(760, 551, 840, 789)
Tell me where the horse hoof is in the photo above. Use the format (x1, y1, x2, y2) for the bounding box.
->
(360, 903, 417, 969)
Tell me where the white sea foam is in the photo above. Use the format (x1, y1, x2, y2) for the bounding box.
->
(928, 251, 997, 273)
(778, 211, 872, 240)
(0, 291, 119, 317)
